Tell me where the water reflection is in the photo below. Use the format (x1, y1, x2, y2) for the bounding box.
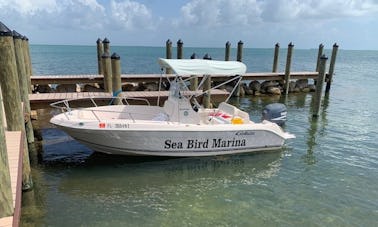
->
(303, 92, 330, 165)
(55, 151, 283, 196)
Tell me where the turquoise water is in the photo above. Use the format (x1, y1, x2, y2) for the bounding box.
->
(22, 45, 378, 226)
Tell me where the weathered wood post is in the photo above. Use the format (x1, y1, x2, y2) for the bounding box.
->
(234, 40, 244, 97)
(22, 36, 32, 93)
(315, 43, 324, 72)
(325, 43, 338, 93)
(96, 38, 103, 75)
(314, 43, 324, 85)
(284, 42, 294, 95)
(203, 76, 211, 108)
(313, 55, 328, 117)
(103, 37, 110, 55)
(0, 92, 13, 218)
(177, 39, 183, 59)
(225, 41, 231, 61)
(0, 22, 32, 190)
(190, 53, 198, 91)
(13, 30, 34, 143)
(203, 54, 212, 108)
(237, 40, 243, 62)
(165, 39, 173, 74)
(101, 53, 112, 92)
(111, 53, 122, 105)
(272, 43, 280, 72)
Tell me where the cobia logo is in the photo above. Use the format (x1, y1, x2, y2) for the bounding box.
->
(235, 131, 255, 136)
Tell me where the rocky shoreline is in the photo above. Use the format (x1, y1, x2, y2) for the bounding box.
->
(33, 79, 316, 96)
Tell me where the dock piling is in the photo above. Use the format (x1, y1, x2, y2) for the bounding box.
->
(325, 43, 338, 93)
(284, 42, 294, 95)
(237, 40, 243, 62)
(316, 43, 324, 72)
(111, 53, 122, 105)
(177, 39, 183, 59)
(0, 22, 32, 190)
(203, 76, 211, 108)
(225, 41, 231, 61)
(165, 39, 173, 74)
(13, 30, 34, 143)
(234, 40, 244, 97)
(22, 36, 32, 93)
(203, 54, 212, 108)
(101, 52, 112, 92)
(0, 91, 13, 218)
(272, 43, 280, 72)
(313, 55, 328, 117)
(189, 53, 198, 91)
(96, 38, 103, 75)
(103, 37, 110, 55)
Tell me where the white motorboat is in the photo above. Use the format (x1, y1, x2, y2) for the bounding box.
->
(50, 58, 295, 157)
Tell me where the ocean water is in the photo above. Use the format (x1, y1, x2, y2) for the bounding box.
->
(21, 45, 378, 226)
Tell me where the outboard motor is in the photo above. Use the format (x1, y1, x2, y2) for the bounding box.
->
(262, 103, 287, 126)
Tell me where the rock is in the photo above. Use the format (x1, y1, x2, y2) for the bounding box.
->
(308, 84, 316, 92)
(33, 84, 52, 93)
(295, 79, 308, 90)
(277, 80, 285, 87)
(83, 84, 104, 92)
(56, 84, 79, 92)
(224, 85, 234, 93)
(249, 80, 261, 92)
(239, 86, 245, 96)
(267, 87, 281, 95)
(244, 88, 253, 95)
(98, 83, 105, 89)
(302, 87, 310, 92)
(289, 81, 296, 93)
(161, 82, 170, 90)
(122, 83, 137, 91)
(254, 91, 261, 96)
(261, 80, 279, 92)
(136, 82, 145, 91)
(144, 82, 158, 91)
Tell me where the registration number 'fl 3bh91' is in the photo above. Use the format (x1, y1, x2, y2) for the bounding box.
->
(98, 123, 130, 129)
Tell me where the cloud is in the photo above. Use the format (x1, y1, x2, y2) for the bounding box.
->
(109, 0, 155, 30)
(177, 0, 261, 28)
(176, 0, 378, 27)
(260, 0, 378, 22)
(0, 0, 106, 31)
(0, 0, 58, 15)
(0, 0, 377, 48)
(0, 0, 158, 32)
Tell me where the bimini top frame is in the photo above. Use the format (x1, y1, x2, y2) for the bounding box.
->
(157, 58, 247, 105)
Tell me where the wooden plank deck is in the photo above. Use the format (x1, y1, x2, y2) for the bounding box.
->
(0, 131, 23, 227)
(29, 90, 229, 108)
(31, 72, 320, 85)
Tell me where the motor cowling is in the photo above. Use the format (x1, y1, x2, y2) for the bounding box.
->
(262, 103, 287, 126)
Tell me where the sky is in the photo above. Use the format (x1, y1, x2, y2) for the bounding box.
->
(0, 0, 377, 49)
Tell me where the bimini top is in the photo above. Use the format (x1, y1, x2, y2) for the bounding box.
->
(158, 58, 247, 76)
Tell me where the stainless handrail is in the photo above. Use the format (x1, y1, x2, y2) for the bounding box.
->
(50, 96, 151, 113)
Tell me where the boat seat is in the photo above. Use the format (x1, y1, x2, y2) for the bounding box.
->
(218, 102, 250, 123)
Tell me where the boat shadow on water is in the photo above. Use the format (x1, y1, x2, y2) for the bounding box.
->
(53, 149, 285, 194)
(35, 127, 289, 197)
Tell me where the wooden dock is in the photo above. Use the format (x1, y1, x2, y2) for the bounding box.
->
(0, 132, 23, 227)
(30, 72, 320, 85)
(29, 90, 230, 109)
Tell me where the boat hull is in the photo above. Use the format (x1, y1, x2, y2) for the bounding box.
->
(54, 125, 286, 157)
